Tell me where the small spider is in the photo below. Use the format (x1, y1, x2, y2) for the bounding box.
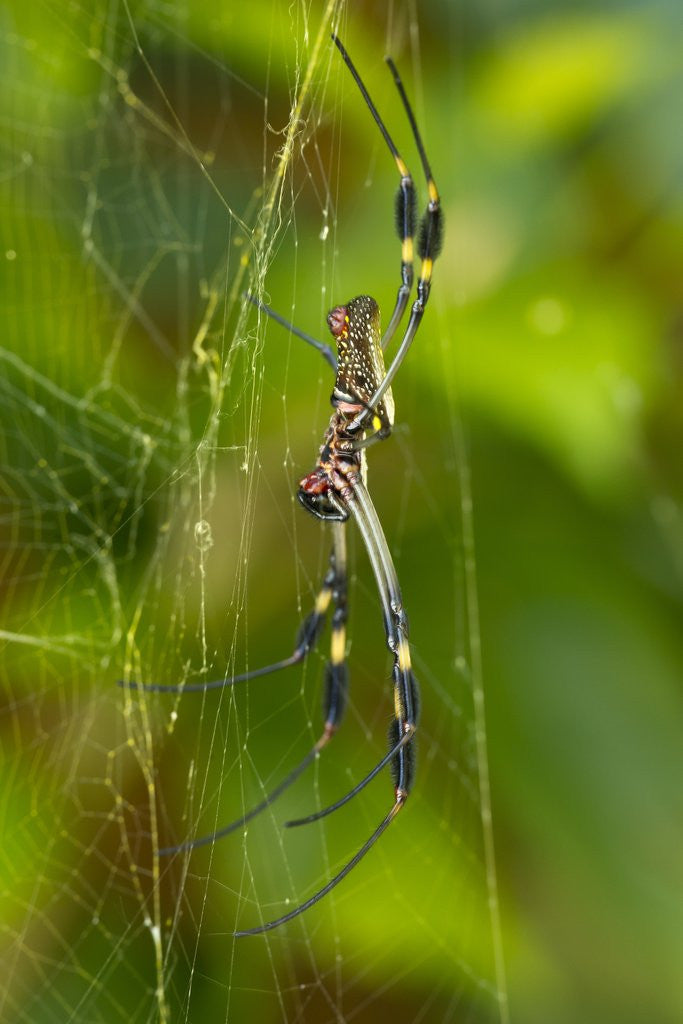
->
(122, 34, 442, 936)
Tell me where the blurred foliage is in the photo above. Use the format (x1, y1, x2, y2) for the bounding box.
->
(1, 1, 682, 1022)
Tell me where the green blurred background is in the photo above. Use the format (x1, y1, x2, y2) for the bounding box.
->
(1, 1, 682, 1022)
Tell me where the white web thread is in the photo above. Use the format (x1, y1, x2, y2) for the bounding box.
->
(0, 4, 510, 1023)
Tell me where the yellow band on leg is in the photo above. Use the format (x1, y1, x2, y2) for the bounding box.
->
(331, 626, 346, 665)
(398, 639, 411, 672)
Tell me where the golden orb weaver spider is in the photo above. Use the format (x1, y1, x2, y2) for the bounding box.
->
(121, 34, 442, 936)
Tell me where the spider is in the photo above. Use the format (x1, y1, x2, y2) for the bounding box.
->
(121, 34, 442, 936)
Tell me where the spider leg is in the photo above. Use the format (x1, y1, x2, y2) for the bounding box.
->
(331, 35, 416, 353)
(233, 478, 418, 935)
(340, 393, 392, 454)
(356, 56, 443, 414)
(118, 544, 340, 694)
(234, 800, 402, 936)
(247, 293, 337, 371)
(345, 52, 444, 435)
(347, 478, 419, 800)
(155, 523, 350, 855)
(284, 724, 413, 827)
(160, 746, 321, 854)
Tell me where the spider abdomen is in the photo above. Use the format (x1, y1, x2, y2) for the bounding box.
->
(328, 295, 395, 429)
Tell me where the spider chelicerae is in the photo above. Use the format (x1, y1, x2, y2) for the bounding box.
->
(121, 33, 442, 936)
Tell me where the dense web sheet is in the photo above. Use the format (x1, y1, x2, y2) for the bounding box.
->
(1, 3, 508, 1022)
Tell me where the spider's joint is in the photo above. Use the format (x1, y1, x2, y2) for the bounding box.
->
(321, 721, 338, 743)
(390, 603, 409, 636)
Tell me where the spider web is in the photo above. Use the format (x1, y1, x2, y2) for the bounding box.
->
(1, 3, 508, 1022)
